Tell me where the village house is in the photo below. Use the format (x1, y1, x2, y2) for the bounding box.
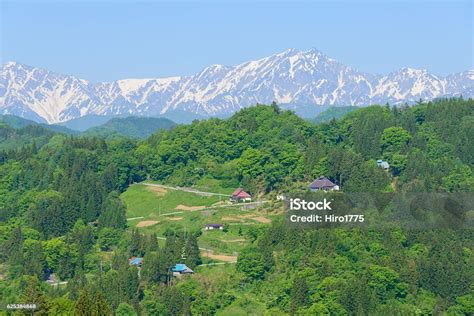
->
(309, 176, 340, 192)
(45, 273, 59, 285)
(376, 159, 390, 170)
(129, 257, 144, 267)
(45, 273, 68, 287)
(172, 263, 194, 276)
(230, 188, 252, 203)
(205, 223, 223, 230)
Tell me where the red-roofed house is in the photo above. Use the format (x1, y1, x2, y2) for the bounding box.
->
(230, 188, 252, 203)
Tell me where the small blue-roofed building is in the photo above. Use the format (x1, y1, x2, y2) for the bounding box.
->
(172, 263, 194, 276)
(129, 257, 144, 267)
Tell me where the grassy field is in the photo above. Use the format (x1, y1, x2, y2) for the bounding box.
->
(121, 182, 277, 256)
(145, 177, 236, 195)
(193, 264, 271, 315)
(121, 183, 224, 219)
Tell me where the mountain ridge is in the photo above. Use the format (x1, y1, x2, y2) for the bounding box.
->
(1, 48, 473, 123)
(83, 116, 176, 139)
(0, 114, 177, 140)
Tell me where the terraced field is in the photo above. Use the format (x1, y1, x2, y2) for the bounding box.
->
(121, 182, 278, 259)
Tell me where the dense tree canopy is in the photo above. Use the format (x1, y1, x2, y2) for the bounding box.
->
(0, 98, 472, 314)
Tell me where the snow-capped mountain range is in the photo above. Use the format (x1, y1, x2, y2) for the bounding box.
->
(1, 48, 473, 124)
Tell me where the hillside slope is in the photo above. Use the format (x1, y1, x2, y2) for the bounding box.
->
(0, 114, 78, 135)
(0, 99, 472, 315)
(83, 116, 177, 139)
(310, 106, 359, 124)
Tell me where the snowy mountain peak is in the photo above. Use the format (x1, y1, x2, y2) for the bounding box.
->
(1, 49, 473, 123)
(465, 70, 474, 80)
(394, 67, 433, 77)
(2, 61, 19, 68)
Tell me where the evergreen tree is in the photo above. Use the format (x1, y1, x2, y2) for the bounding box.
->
(146, 232, 159, 253)
(161, 286, 186, 316)
(23, 242, 48, 280)
(184, 234, 201, 269)
(57, 244, 75, 280)
(102, 269, 121, 311)
(20, 276, 49, 315)
(117, 266, 140, 307)
(98, 227, 122, 251)
(290, 275, 309, 314)
(98, 191, 127, 230)
(67, 268, 88, 301)
(176, 233, 186, 261)
(142, 251, 169, 285)
(102, 164, 119, 193)
(129, 229, 144, 257)
(93, 291, 111, 316)
(7, 226, 24, 266)
(74, 289, 93, 316)
(163, 235, 179, 268)
(111, 250, 129, 271)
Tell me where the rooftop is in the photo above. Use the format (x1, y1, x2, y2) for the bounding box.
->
(309, 176, 336, 189)
(232, 188, 251, 198)
(172, 263, 194, 273)
(129, 257, 144, 265)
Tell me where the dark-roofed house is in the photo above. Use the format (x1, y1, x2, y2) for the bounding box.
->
(172, 263, 194, 276)
(309, 176, 340, 191)
(205, 223, 223, 230)
(230, 188, 252, 202)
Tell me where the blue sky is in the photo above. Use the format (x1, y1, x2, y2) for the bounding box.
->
(1, 0, 472, 82)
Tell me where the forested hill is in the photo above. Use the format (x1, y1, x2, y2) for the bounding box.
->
(0, 116, 177, 160)
(0, 121, 57, 152)
(83, 116, 177, 139)
(309, 105, 358, 124)
(141, 99, 473, 193)
(0, 98, 473, 314)
(0, 114, 78, 135)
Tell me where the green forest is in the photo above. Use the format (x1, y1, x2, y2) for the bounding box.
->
(0, 98, 473, 315)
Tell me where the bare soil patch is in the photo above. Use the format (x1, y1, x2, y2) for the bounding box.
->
(251, 216, 271, 223)
(221, 216, 242, 222)
(201, 251, 238, 262)
(136, 220, 159, 227)
(167, 217, 183, 221)
(146, 186, 168, 196)
(222, 239, 247, 243)
(237, 213, 258, 219)
(175, 204, 206, 211)
(228, 222, 256, 226)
